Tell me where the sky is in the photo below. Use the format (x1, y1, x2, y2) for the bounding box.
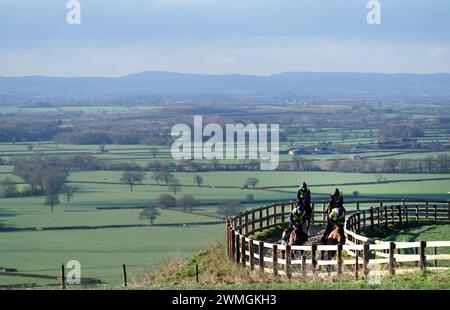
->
(0, 0, 449, 77)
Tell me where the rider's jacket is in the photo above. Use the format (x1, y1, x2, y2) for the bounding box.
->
(329, 206, 346, 225)
(290, 206, 306, 224)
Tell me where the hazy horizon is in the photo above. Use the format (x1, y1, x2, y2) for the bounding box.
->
(3, 70, 450, 79)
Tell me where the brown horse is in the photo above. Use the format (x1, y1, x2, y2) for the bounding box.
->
(320, 225, 345, 261)
(281, 223, 308, 259)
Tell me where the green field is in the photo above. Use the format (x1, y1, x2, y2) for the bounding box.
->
(0, 224, 223, 286)
(1, 133, 450, 289)
(387, 224, 450, 244)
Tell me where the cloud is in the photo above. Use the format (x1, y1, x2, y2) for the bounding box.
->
(0, 1, 449, 75)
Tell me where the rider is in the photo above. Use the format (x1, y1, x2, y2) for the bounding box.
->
(320, 188, 346, 244)
(297, 182, 312, 223)
(283, 202, 307, 245)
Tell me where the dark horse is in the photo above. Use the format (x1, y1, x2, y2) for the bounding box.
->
(281, 223, 308, 259)
(320, 224, 345, 261)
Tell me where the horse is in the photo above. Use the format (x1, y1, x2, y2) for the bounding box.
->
(320, 224, 345, 261)
(281, 222, 308, 259)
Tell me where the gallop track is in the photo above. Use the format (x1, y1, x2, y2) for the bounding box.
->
(226, 199, 450, 278)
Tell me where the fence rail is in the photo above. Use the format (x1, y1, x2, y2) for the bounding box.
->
(226, 199, 450, 278)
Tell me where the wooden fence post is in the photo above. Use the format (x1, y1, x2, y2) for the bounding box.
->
(259, 241, 265, 273)
(61, 264, 66, 290)
(240, 236, 246, 269)
(363, 243, 370, 278)
(414, 247, 419, 268)
(301, 255, 307, 278)
(244, 211, 249, 235)
(363, 210, 366, 228)
(228, 222, 233, 258)
(272, 244, 278, 276)
(337, 244, 343, 276)
(388, 242, 396, 276)
(266, 207, 270, 227)
(281, 204, 285, 223)
(370, 207, 374, 229)
(225, 223, 229, 258)
(355, 251, 359, 280)
(311, 202, 315, 224)
(356, 202, 360, 212)
(397, 205, 402, 228)
(311, 244, 317, 272)
(231, 231, 236, 261)
(195, 264, 199, 283)
(425, 201, 429, 219)
(357, 212, 361, 234)
(238, 212, 243, 235)
(384, 206, 388, 228)
(390, 205, 395, 228)
(285, 244, 291, 279)
(235, 234, 240, 263)
(419, 241, 426, 271)
(433, 247, 438, 268)
(273, 205, 277, 224)
(122, 264, 128, 287)
(259, 207, 263, 228)
(251, 210, 255, 232)
(249, 239, 254, 271)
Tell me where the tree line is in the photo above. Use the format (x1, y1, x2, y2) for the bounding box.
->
(3, 155, 78, 210)
(0, 120, 62, 143)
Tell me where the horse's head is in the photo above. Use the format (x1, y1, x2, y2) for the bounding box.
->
(290, 224, 308, 245)
(329, 225, 345, 244)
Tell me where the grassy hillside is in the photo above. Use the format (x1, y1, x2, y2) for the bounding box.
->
(130, 242, 450, 290)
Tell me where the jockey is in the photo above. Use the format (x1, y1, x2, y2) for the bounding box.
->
(297, 182, 312, 223)
(331, 188, 344, 208)
(320, 189, 346, 244)
(283, 202, 307, 244)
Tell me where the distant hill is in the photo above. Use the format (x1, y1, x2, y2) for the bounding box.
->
(1, 71, 450, 102)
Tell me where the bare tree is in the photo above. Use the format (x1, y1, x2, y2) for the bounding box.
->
(217, 202, 244, 217)
(157, 194, 176, 208)
(62, 185, 78, 202)
(168, 177, 181, 195)
(41, 167, 67, 212)
(244, 177, 259, 189)
(150, 147, 158, 158)
(44, 194, 60, 212)
(177, 195, 197, 212)
(193, 175, 203, 187)
(0, 177, 18, 198)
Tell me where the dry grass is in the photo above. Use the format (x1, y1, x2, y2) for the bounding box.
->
(132, 242, 357, 287)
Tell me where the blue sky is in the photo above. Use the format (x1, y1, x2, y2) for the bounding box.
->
(0, 0, 449, 76)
